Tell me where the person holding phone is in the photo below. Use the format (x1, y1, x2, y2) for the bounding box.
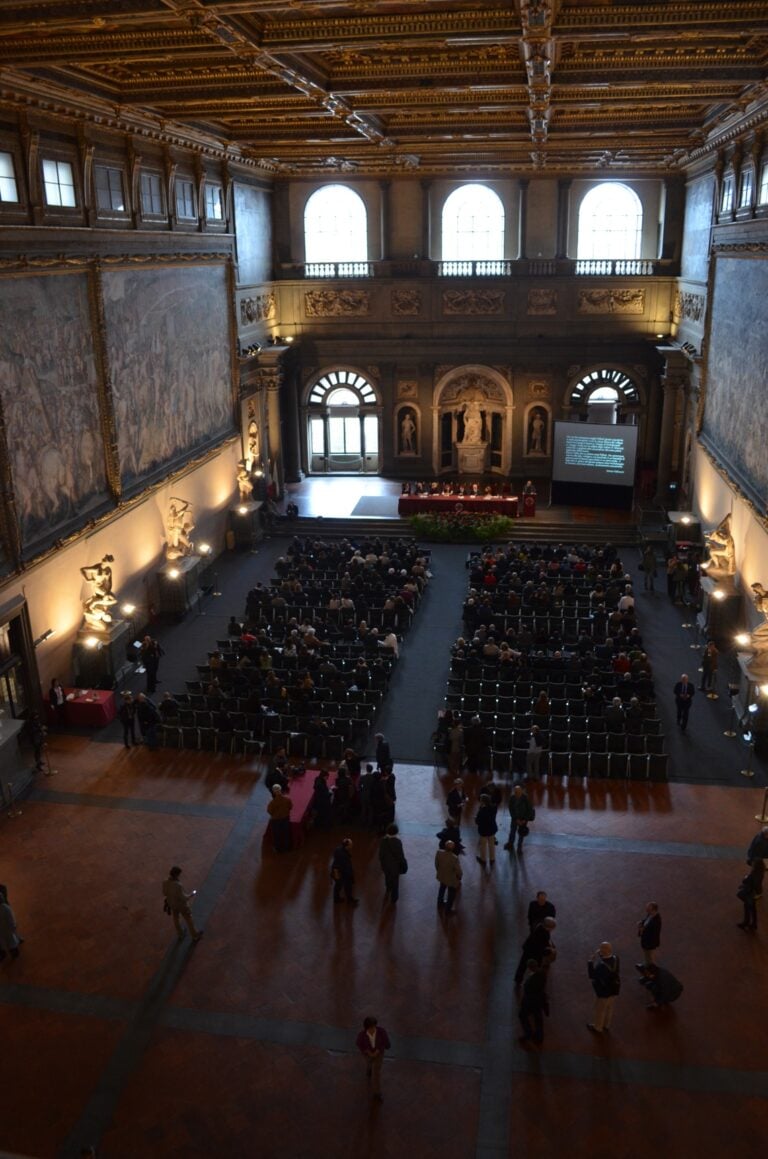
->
(162, 866, 203, 942)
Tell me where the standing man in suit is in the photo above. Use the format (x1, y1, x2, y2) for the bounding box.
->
(587, 941, 621, 1034)
(673, 673, 695, 731)
(636, 902, 661, 967)
(356, 1016, 391, 1102)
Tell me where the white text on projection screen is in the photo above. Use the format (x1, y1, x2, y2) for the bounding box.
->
(552, 422, 637, 486)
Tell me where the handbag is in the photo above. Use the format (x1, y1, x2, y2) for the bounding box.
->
(399, 858, 409, 875)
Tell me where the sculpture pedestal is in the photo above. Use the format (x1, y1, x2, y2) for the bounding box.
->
(696, 576, 740, 648)
(157, 555, 204, 621)
(457, 443, 488, 474)
(73, 619, 132, 689)
(229, 501, 264, 549)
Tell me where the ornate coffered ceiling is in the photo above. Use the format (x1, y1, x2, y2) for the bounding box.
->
(0, 0, 767, 175)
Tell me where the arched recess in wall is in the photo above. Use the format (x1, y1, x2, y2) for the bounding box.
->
(302, 368, 381, 475)
(433, 365, 513, 477)
(523, 401, 552, 459)
(394, 403, 421, 459)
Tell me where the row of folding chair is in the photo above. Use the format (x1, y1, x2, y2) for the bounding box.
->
(446, 691, 657, 717)
(489, 730, 666, 756)
(491, 750, 668, 781)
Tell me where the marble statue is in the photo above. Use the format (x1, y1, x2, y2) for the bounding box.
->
(166, 497, 195, 560)
(247, 416, 260, 468)
(237, 459, 253, 502)
(80, 554, 118, 631)
(460, 399, 484, 444)
(701, 514, 736, 575)
(400, 410, 416, 453)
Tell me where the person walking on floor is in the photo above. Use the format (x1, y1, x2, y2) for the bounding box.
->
(331, 838, 359, 906)
(267, 785, 294, 853)
(518, 959, 549, 1046)
(525, 725, 544, 779)
(435, 840, 463, 915)
(355, 1016, 391, 1102)
(374, 732, 392, 771)
(118, 691, 137, 749)
(140, 635, 165, 695)
(587, 941, 620, 1033)
(514, 917, 557, 987)
(746, 825, 768, 867)
(636, 902, 662, 967)
(641, 544, 657, 592)
(673, 674, 695, 731)
(505, 784, 536, 854)
(446, 778, 468, 819)
(134, 693, 160, 751)
(379, 823, 407, 906)
(737, 858, 764, 931)
(700, 641, 719, 693)
(475, 793, 498, 867)
(162, 866, 203, 942)
(0, 884, 23, 961)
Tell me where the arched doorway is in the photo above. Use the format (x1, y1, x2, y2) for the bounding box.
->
(433, 366, 513, 477)
(303, 369, 381, 474)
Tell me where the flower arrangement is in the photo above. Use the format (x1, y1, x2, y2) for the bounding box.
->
(408, 512, 516, 542)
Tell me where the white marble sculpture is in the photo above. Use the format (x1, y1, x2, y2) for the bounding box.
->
(237, 459, 253, 502)
(80, 554, 118, 631)
(460, 398, 484, 444)
(701, 514, 736, 575)
(166, 497, 195, 560)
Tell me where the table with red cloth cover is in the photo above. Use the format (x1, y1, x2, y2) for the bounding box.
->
(262, 767, 339, 851)
(398, 494, 518, 517)
(46, 687, 117, 728)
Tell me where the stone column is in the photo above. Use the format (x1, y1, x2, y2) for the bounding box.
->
(654, 347, 689, 504)
(379, 179, 390, 261)
(518, 178, 529, 260)
(281, 360, 304, 483)
(556, 179, 571, 259)
(420, 179, 432, 259)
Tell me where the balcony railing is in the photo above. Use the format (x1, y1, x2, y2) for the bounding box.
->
(280, 257, 670, 280)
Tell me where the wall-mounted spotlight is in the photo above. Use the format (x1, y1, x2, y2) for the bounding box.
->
(237, 505, 249, 516)
(84, 635, 103, 650)
(121, 603, 136, 616)
(33, 628, 55, 648)
(167, 567, 180, 580)
(198, 543, 212, 556)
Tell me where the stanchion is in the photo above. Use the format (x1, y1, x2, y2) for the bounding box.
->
(740, 740, 756, 779)
(4, 781, 22, 818)
(43, 742, 58, 777)
(724, 684, 739, 737)
(755, 787, 768, 824)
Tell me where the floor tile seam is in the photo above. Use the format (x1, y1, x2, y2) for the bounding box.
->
(523, 1047, 768, 1097)
(160, 1006, 484, 1068)
(394, 821, 746, 860)
(27, 788, 243, 821)
(0, 984, 134, 1022)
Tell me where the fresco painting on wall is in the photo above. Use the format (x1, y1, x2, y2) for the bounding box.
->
(703, 257, 768, 507)
(0, 273, 110, 555)
(102, 264, 234, 490)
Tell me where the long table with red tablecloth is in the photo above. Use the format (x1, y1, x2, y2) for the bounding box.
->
(262, 767, 340, 851)
(398, 494, 519, 516)
(46, 687, 117, 728)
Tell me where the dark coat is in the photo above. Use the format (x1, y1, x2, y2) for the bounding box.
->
(331, 844, 354, 883)
(475, 804, 498, 837)
(639, 912, 662, 950)
(521, 923, 554, 965)
(527, 899, 556, 931)
(589, 954, 620, 998)
(378, 834, 405, 878)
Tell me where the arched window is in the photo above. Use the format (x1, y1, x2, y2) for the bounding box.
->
(442, 184, 505, 261)
(577, 183, 642, 260)
(306, 370, 380, 475)
(304, 185, 367, 264)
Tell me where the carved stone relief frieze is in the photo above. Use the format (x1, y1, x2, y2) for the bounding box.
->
(527, 288, 558, 315)
(391, 288, 421, 316)
(442, 288, 504, 315)
(304, 288, 370, 316)
(673, 290, 705, 323)
(528, 380, 550, 399)
(397, 380, 418, 399)
(577, 288, 645, 315)
(240, 292, 276, 325)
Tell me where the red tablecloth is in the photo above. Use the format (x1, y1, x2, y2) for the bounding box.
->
(263, 768, 339, 851)
(398, 495, 518, 516)
(47, 688, 117, 727)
